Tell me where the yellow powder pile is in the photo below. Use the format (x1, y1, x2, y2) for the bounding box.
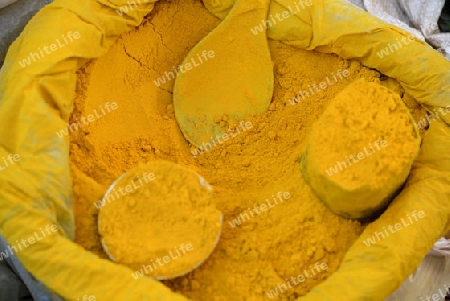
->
(68, 0, 428, 299)
(302, 79, 422, 220)
(98, 161, 222, 279)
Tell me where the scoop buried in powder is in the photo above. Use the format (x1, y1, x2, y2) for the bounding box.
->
(301, 79, 421, 220)
(97, 161, 222, 280)
(174, 0, 273, 148)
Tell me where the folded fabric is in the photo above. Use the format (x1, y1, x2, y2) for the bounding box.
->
(0, 0, 190, 299)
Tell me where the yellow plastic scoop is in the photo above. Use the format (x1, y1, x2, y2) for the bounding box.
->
(174, 0, 274, 147)
(97, 161, 222, 280)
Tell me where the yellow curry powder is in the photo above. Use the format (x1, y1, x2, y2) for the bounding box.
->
(69, 0, 428, 299)
(302, 79, 422, 220)
(98, 161, 222, 279)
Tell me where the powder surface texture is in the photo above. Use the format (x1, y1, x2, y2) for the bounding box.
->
(69, 0, 428, 299)
(302, 79, 422, 219)
(313, 79, 420, 186)
(98, 161, 222, 279)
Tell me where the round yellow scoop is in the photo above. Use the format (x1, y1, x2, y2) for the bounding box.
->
(174, 0, 273, 147)
(97, 161, 222, 280)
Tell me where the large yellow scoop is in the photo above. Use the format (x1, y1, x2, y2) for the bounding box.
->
(174, 0, 274, 147)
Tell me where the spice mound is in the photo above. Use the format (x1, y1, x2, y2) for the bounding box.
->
(302, 79, 421, 219)
(70, 0, 428, 298)
(98, 161, 222, 279)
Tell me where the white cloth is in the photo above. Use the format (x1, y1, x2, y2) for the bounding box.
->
(0, 0, 18, 9)
(348, 0, 450, 60)
(429, 237, 450, 257)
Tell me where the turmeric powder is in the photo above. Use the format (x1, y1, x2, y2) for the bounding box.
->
(302, 79, 422, 219)
(69, 0, 428, 299)
(98, 161, 222, 279)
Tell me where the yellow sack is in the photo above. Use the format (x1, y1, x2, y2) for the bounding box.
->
(0, 0, 189, 300)
(202, 0, 450, 300)
(300, 119, 450, 299)
(0, 0, 449, 300)
(204, 0, 450, 121)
